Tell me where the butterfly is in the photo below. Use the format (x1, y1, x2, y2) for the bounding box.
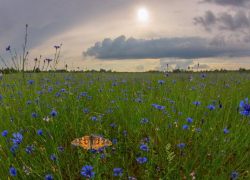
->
(71, 135, 112, 150)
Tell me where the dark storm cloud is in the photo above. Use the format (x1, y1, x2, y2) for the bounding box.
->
(210, 34, 225, 46)
(194, 11, 250, 34)
(193, 11, 217, 32)
(82, 35, 250, 60)
(201, 0, 250, 7)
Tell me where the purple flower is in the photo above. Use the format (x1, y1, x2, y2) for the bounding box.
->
(113, 168, 123, 177)
(112, 139, 118, 144)
(25, 145, 34, 154)
(141, 118, 148, 123)
(57, 146, 64, 152)
(50, 155, 58, 162)
(110, 123, 117, 127)
(140, 144, 149, 151)
(177, 143, 185, 148)
(231, 172, 238, 179)
(50, 110, 57, 117)
(31, 112, 37, 118)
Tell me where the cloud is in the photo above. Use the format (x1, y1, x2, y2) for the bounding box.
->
(193, 64, 210, 69)
(193, 11, 217, 32)
(83, 35, 250, 60)
(209, 34, 225, 46)
(201, 0, 250, 7)
(194, 11, 250, 41)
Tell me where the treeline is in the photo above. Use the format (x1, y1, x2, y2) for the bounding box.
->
(0, 67, 249, 74)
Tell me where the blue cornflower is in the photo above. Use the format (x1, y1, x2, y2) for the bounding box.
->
(112, 83, 118, 86)
(45, 174, 53, 180)
(37, 129, 43, 135)
(193, 101, 201, 105)
(50, 110, 57, 117)
(1, 130, 7, 136)
(6, 46, 11, 51)
(140, 144, 149, 151)
(57, 146, 64, 152)
(54, 45, 60, 49)
(223, 128, 229, 133)
(50, 155, 58, 162)
(25, 145, 34, 154)
(12, 132, 23, 144)
(156, 105, 165, 110)
(10, 117, 14, 121)
(9, 167, 17, 176)
(112, 139, 118, 144)
(91, 117, 98, 121)
(136, 157, 147, 163)
(177, 143, 185, 148)
(182, 125, 189, 130)
(239, 98, 250, 116)
(110, 123, 117, 127)
(158, 80, 165, 84)
(31, 112, 37, 118)
(29, 80, 34, 84)
(231, 172, 238, 179)
(10, 144, 18, 151)
(26, 101, 31, 105)
(113, 168, 123, 177)
(145, 137, 150, 142)
(81, 165, 94, 178)
(207, 105, 215, 110)
(124, 130, 127, 136)
(186, 118, 193, 123)
(201, 74, 206, 78)
(141, 118, 148, 123)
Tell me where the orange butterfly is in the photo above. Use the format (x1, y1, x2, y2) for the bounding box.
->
(71, 135, 112, 150)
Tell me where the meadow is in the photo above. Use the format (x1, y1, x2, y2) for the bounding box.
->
(0, 71, 250, 180)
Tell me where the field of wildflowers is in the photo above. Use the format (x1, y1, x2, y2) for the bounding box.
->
(0, 71, 250, 179)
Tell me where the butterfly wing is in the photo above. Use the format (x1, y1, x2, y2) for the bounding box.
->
(91, 136, 112, 150)
(71, 136, 91, 150)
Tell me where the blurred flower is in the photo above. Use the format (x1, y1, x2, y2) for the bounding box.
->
(6, 46, 10, 51)
(9, 167, 17, 176)
(140, 144, 149, 151)
(110, 123, 117, 127)
(186, 118, 193, 123)
(231, 172, 238, 179)
(37, 129, 43, 135)
(50, 155, 58, 162)
(141, 118, 148, 123)
(50, 110, 57, 117)
(1, 130, 7, 136)
(182, 125, 189, 130)
(113, 168, 123, 176)
(25, 145, 34, 154)
(177, 143, 185, 148)
(136, 157, 147, 163)
(45, 174, 53, 180)
(223, 128, 229, 133)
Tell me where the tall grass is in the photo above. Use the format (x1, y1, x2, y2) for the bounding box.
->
(0, 71, 249, 179)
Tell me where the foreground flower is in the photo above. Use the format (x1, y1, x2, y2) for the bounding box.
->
(45, 174, 53, 180)
(136, 157, 147, 163)
(113, 168, 123, 176)
(25, 145, 34, 154)
(140, 144, 149, 151)
(239, 98, 250, 116)
(231, 172, 238, 179)
(1, 130, 7, 136)
(81, 165, 94, 178)
(12, 132, 23, 144)
(9, 167, 17, 176)
(223, 128, 229, 133)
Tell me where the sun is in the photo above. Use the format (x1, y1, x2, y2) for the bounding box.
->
(138, 8, 148, 22)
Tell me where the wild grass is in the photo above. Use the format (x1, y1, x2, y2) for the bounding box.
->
(0, 71, 250, 179)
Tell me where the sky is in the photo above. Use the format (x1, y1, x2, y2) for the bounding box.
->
(0, 0, 250, 72)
